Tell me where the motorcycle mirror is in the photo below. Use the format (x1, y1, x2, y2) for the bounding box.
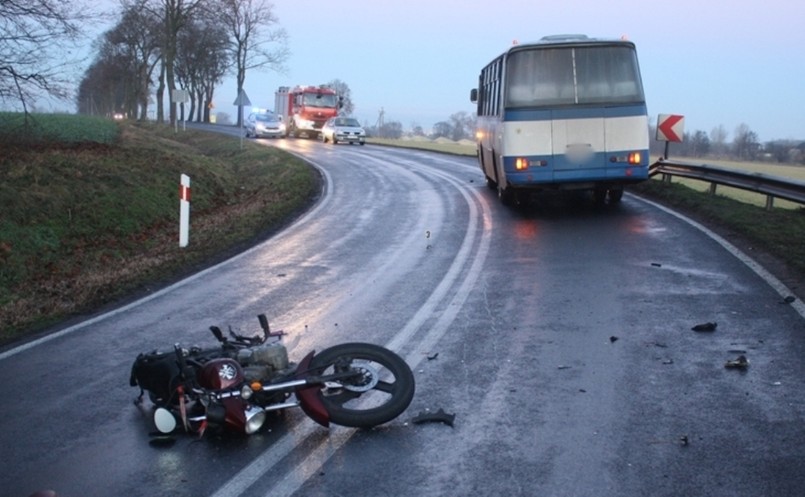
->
(210, 325, 226, 342)
(258, 314, 270, 333)
(153, 407, 177, 434)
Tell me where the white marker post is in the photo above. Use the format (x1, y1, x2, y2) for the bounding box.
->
(179, 174, 190, 247)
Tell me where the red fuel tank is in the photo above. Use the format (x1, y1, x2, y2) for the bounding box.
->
(198, 358, 244, 390)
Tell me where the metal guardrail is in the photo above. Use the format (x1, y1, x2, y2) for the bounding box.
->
(648, 158, 805, 210)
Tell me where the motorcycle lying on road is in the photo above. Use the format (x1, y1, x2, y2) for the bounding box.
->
(130, 315, 415, 437)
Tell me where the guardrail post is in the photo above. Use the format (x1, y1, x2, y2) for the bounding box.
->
(709, 183, 717, 196)
(765, 195, 774, 211)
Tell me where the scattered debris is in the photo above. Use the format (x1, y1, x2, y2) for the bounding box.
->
(609, 336, 619, 343)
(679, 435, 689, 447)
(651, 262, 662, 267)
(692, 322, 717, 332)
(728, 349, 747, 354)
(427, 352, 439, 360)
(646, 341, 668, 348)
(412, 408, 455, 427)
(779, 295, 796, 304)
(557, 365, 572, 370)
(724, 354, 750, 369)
(662, 358, 674, 365)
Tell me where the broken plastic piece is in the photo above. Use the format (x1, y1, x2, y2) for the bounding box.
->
(780, 296, 796, 304)
(412, 408, 455, 427)
(692, 322, 717, 332)
(724, 355, 749, 369)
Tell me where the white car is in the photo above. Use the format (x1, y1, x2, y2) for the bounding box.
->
(321, 117, 366, 145)
(245, 112, 285, 138)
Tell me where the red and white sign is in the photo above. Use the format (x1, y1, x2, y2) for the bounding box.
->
(656, 114, 684, 142)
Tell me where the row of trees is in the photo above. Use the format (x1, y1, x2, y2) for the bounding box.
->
(77, 0, 288, 126)
(652, 123, 805, 165)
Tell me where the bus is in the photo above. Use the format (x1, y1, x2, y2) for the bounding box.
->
(469, 35, 649, 205)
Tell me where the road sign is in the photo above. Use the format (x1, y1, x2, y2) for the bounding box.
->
(656, 114, 684, 142)
(171, 89, 189, 103)
(233, 89, 251, 107)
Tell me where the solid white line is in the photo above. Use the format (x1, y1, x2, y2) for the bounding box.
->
(631, 193, 805, 320)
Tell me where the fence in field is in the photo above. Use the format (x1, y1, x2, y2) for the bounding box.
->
(648, 159, 805, 211)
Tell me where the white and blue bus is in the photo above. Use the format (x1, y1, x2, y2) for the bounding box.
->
(470, 35, 649, 205)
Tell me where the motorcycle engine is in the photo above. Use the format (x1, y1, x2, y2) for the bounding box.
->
(238, 342, 289, 381)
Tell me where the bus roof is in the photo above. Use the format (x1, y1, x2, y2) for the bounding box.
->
(509, 35, 635, 51)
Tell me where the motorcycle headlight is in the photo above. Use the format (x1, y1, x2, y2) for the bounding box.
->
(244, 406, 266, 434)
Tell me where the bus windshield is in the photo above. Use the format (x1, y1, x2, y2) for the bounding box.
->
(505, 45, 644, 108)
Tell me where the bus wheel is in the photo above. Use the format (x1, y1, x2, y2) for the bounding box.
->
(608, 188, 624, 203)
(486, 176, 497, 190)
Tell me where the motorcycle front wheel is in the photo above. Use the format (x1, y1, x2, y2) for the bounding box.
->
(308, 343, 415, 428)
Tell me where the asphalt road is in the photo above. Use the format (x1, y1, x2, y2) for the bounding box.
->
(1, 135, 803, 497)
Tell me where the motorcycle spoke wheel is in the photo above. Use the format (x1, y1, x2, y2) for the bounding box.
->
(309, 343, 415, 428)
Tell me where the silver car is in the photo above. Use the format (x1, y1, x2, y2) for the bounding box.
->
(321, 117, 366, 145)
(245, 112, 286, 138)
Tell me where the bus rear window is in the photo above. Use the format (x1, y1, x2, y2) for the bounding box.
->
(505, 45, 644, 108)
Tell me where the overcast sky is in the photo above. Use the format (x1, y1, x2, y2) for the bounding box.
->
(99, 0, 804, 142)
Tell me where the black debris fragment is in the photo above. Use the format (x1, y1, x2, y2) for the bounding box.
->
(609, 336, 619, 343)
(724, 354, 750, 369)
(780, 295, 796, 304)
(427, 352, 439, 360)
(679, 435, 689, 447)
(412, 408, 455, 427)
(692, 322, 717, 332)
(148, 435, 176, 447)
(651, 263, 662, 267)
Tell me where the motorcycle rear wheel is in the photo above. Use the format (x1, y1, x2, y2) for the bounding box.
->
(309, 343, 415, 428)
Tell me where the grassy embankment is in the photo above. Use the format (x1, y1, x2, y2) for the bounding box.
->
(368, 136, 805, 288)
(0, 113, 319, 344)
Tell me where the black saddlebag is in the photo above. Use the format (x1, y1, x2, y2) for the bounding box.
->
(129, 351, 181, 405)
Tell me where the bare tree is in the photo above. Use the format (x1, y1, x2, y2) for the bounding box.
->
(213, 0, 289, 126)
(0, 0, 95, 114)
(141, 0, 203, 124)
(710, 124, 728, 158)
(733, 123, 759, 160)
(175, 15, 229, 122)
(689, 130, 711, 157)
(327, 79, 353, 116)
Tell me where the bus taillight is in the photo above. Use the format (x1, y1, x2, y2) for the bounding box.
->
(628, 152, 642, 165)
(515, 158, 529, 170)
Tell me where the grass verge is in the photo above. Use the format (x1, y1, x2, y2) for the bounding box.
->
(0, 119, 319, 345)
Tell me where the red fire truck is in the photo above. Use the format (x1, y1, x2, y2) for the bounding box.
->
(274, 85, 342, 139)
